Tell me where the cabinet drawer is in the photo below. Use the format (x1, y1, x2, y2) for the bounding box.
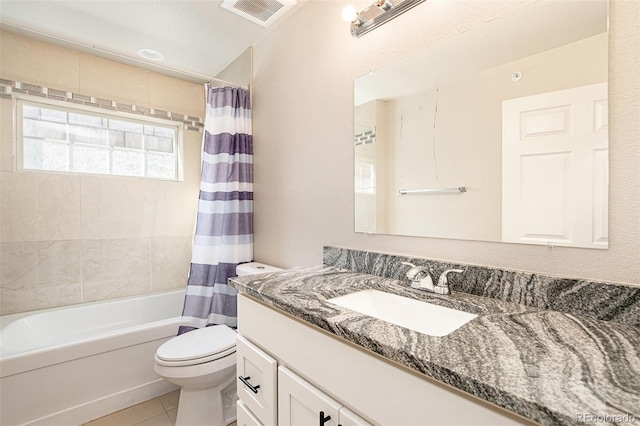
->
(237, 334, 277, 426)
(237, 400, 264, 426)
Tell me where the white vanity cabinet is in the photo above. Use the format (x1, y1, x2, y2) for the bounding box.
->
(237, 294, 532, 426)
(278, 366, 371, 426)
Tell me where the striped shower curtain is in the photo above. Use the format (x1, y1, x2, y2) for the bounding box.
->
(178, 85, 253, 334)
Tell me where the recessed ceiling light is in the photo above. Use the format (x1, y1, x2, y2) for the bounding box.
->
(138, 48, 164, 61)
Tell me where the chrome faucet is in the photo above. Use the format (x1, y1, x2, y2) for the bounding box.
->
(401, 262, 437, 291)
(401, 262, 464, 295)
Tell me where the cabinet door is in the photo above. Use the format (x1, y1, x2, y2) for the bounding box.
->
(278, 366, 341, 426)
(339, 407, 372, 426)
(237, 335, 277, 426)
(237, 400, 264, 426)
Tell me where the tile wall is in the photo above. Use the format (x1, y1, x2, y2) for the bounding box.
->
(0, 31, 204, 314)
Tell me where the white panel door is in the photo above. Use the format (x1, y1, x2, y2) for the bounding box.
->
(278, 366, 342, 426)
(502, 83, 608, 248)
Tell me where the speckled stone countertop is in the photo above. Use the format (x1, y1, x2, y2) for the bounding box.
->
(229, 266, 640, 426)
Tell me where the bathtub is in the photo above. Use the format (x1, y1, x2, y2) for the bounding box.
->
(0, 289, 185, 426)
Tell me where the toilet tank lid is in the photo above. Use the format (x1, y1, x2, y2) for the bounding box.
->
(236, 262, 283, 276)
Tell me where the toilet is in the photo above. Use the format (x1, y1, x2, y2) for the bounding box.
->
(154, 262, 282, 426)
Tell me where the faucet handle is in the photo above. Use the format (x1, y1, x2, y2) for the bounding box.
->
(437, 269, 465, 287)
(400, 262, 420, 280)
(402, 262, 436, 290)
(401, 262, 422, 280)
(400, 262, 433, 288)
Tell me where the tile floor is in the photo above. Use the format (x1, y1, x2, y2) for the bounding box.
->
(82, 390, 238, 426)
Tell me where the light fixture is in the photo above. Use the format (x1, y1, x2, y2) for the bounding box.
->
(137, 48, 165, 62)
(342, 5, 359, 23)
(345, 0, 426, 38)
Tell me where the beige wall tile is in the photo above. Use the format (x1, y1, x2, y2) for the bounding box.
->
(1, 171, 81, 242)
(150, 237, 190, 292)
(149, 73, 204, 118)
(141, 133, 200, 238)
(148, 180, 184, 237)
(181, 130, 202, 237)
(1, 240, 82, 314)
(78, 53, 150, 107)
(2, 31, 209, 310)
(0, 99, 15, 172)
(182, 185, 199, 238)
(0, 31, 80, 92)
(182, 130, 202, 185)
(80, 175, 151, 239)
(81, 238, 150, 302)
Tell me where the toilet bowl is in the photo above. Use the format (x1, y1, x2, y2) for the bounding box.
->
(154, 325, 237, 426)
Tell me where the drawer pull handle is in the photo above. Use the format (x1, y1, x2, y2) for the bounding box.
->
(239, 376, 261, 394)
(320, 411, 331, 425)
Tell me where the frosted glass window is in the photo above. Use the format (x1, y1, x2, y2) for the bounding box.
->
(69, 124, 108, 145)
(23, 118, 67, 140)
(355, 159, 376, 194)
(18, 100, 182, 180)
(72, 145, 110, 174)
(112, 149, 145, 176)
(147, 152, 177, 179)
(24, 138, 70, 172)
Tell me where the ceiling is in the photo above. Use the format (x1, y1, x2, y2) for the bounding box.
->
(0, 0, 307, 83)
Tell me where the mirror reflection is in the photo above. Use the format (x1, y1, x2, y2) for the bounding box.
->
(354, 0, 608, 249)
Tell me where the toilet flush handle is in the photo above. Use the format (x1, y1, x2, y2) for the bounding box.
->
(238, 375, 261, 394)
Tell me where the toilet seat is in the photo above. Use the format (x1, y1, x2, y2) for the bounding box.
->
(156, 325, 237, 367)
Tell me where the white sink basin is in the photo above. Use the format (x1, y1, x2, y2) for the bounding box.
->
(327, 289, 477, 337)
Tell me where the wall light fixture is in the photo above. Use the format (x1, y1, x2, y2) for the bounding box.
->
(344, 0, 426, 38)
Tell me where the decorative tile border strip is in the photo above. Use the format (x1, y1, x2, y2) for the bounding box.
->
(323, 246, 640, 328)
(354, 129, 376, 146)
(0, 78, 205, 133)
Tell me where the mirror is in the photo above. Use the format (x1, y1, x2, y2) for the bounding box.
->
(354, 0, 608, 249)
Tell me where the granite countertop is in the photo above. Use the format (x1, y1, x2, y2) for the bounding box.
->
(229, 266, 640, 426)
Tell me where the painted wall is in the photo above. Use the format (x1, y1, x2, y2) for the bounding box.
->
(0, 31, 203, 314)
(216, 47, 252, 88)
(252, 0, 639, 285)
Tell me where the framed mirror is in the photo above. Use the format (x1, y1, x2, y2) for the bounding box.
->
(354, 0, 608, 249)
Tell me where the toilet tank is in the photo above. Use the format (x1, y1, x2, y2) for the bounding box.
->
(236, 262, 283, 276)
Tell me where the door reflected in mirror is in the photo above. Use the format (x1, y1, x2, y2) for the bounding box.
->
(354, 0, 608, 249)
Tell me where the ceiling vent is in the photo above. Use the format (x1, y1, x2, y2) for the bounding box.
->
(220, 0, 297, 28)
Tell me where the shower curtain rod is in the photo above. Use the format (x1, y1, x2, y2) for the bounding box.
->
(0, 20, 247, 89)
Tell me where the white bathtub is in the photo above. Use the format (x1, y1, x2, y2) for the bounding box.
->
(0, 289, 185, 426)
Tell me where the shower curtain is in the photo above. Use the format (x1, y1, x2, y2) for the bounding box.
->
(179, 85, 253, 334)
